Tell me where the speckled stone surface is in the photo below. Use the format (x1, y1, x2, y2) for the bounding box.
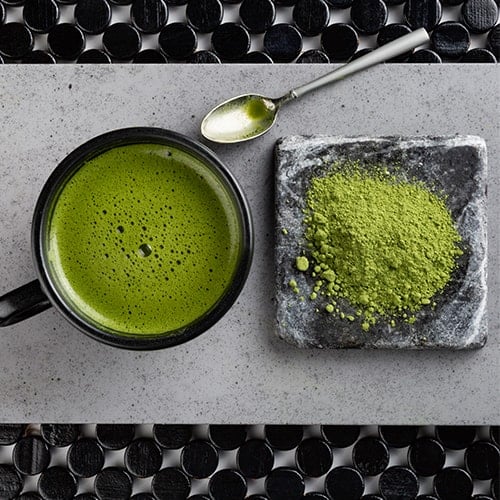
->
(0, 64, 498, 424)
(275, 135, 487, 349)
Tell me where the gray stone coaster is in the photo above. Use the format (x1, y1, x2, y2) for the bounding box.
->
(275, 135, 487, 349)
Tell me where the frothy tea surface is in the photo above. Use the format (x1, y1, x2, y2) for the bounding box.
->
(46, 144, 241, 335)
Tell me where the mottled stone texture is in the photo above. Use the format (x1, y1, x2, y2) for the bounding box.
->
(275, 136, 487, 349)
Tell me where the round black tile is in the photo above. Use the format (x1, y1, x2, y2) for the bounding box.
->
(240, 0, 275, 33)
(491, 426, 500, 447)
(209, 469, 247, 500)
(38, 467, 77, 500)
(350, 0, 388, 35)
(263, 23, 303, 62)
(296, 48, 330, 62)
(379, 426, 419, 448)
(68, 438, 105, 478)
(125, 438, 163, 478)
(275, 0, 298, 4)
(110, 0, 132, 3)
(431, 22, 471, 59)
(465, 440, 500, 480)
(435, 426, 476, 450)
(75, 0, 111, 34)
(13, 436, 50, 475)
(165, 0, 186, 3)
(186, 0, 223, 33)
(153, 424, 192, 449)
(408, 437, 446, 476)
(353, 437, 389, 476)
(325, 0, 353, 7)
(461, 0, 498, 33)
(209, 425, 247, 450)
(293, 0, 330, 37)
(41, 424, 80, 447)
(304, 494, 329, 500)
(102, 23, 142, 60)
(74, 495, 99, 500)
(0, 23, 34, 59)
(238, 439, 274, 479)
(265, 467, 305, 500)
(487, 25, 500, 59)
(240, 51, 273, 62)
(0, 464, 23, 500)
(462, 47, 497, 61)
(321, 426, 360, 448)
(133, 48, 167, 62)
(211, 23, 250, 60)
(130, 494, 155, 500)
(376, 24, 412, 61)
(131, 0, 168, 33)
(18, 494, 43, 500)
(94, 467, 133, 500)
(325, 466, 365, 500)
(416, 497, 438, 500)
(0, 424, 26, 445)
(181, 439, 219, 478)
(159, 23, 197, 60)
(187, 50, 221, 62)
(47, 23, 85, 60)
(379, 466, 419, 500)
(152, 468, 191, 500)
(96, 424, 135, 450)
(21, 50, 56, 63)
(320, 23, 358, 61)
(23, 0, 59, 33)
(77, 49, 112, 63)
(408, 49, 442, 62)
(403, 0, 443, 31)
(295, 438, 333, 478)
(434, 467, 473, 500)
(265, 425, 304, 450)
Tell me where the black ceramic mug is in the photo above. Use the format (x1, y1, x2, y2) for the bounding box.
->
(0, 128, 253, 350)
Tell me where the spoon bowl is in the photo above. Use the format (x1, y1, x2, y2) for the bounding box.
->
(201, 94, 279, 143)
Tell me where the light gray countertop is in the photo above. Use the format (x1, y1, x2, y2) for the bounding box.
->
(0, 64, 498, 424)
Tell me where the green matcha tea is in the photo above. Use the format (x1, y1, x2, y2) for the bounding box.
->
(46, 144, 242, 335)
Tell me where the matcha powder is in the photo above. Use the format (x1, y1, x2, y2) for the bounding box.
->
(297, 164, 463, 331)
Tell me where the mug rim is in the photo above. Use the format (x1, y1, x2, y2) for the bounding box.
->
(31, 127, 253, 350)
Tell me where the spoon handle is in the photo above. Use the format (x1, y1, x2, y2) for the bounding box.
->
(289, 28, 429, 100)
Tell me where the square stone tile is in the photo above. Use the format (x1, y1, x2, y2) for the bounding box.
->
(275, 135, 487, 349)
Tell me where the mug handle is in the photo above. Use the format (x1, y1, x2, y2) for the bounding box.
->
(0, 280, 51, 327)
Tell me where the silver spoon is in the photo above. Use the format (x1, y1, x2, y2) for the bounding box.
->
(201, 28, 429, 144)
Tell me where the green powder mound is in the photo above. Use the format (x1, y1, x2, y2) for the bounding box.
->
(300, 164, 463, 330)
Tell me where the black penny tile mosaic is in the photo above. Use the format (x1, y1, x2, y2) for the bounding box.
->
(0, 425, 498, 498)
(0, 0, 497, 63)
